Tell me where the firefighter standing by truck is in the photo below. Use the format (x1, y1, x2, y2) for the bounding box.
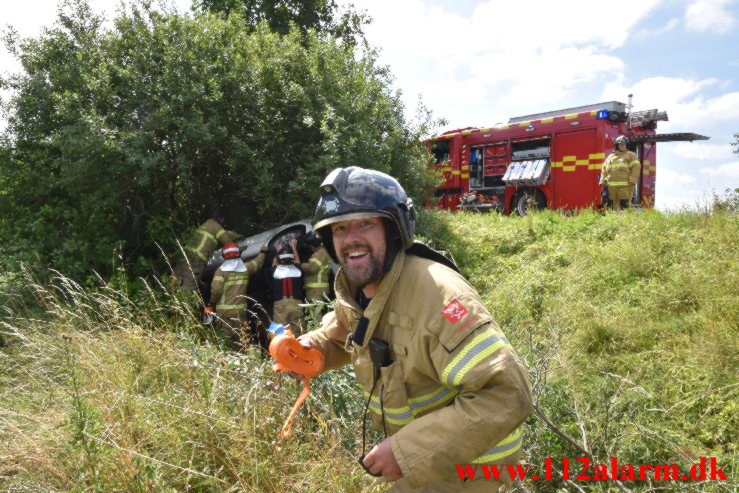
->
(295, 166, 532, 492)
(271, 239, 306, 334)
(209, 242, 267, 350)
(173, 208, 240, 291)
(600, 136, 641, 210)
(300, 232, 332, 324)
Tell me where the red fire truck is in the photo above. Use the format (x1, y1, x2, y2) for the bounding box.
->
(428, 100, 708, 215)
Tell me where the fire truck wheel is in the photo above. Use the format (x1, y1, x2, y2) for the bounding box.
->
(513, 189, 546, 216)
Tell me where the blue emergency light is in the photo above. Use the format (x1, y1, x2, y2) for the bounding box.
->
(596, 110, 609, 120)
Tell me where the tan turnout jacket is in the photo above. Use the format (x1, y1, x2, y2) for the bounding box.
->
(301, 246, 331, 296)
(210, 253, 266, 312)
(600, 150, 640, 187)
(187, 219, 238, 263)
(302, 250, 532, 489)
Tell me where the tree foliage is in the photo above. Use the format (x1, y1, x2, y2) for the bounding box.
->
(0, 0, 437, 279)
(193, 0, 366, 43)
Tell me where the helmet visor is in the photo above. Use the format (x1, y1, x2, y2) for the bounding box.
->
(313, 211, 388, 231)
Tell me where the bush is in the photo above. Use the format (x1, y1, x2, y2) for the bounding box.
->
(0, 0, 437, 279)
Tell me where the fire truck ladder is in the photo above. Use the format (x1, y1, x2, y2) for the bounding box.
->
(629, 133, 709, 143)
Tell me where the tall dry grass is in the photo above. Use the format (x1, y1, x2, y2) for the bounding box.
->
(0, 270, 377, 492)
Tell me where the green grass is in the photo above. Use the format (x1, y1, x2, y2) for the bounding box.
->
(419, 208, 738, 491)
(1, 208, 737, 491)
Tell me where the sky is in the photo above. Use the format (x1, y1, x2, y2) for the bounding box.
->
(2, 0, 738, 210)
(341, 0, 739, 210)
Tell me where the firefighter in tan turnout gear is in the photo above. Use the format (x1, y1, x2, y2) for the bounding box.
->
(173, 208, 240, 291)
(301, 232, 332, 323)
(209, 242, 267, 350)
(298, 167, 532, 492)
(600, 135, 641, 210)
(271, 240, 306, 334)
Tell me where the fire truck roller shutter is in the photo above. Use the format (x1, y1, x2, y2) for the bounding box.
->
(512, 188, 546, 216)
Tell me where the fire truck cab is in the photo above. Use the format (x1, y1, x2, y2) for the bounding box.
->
(428, 101, 708, 215)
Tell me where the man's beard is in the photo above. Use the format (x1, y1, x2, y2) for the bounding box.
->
(340, 245, 385, 288)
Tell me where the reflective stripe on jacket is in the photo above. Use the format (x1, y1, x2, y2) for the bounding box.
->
(210, 253, 266, 310)
(600, 150, 640, 186)
(187, 219, 237, 262)
(301, 246, 331, 289)
(302, 250, 532, 489)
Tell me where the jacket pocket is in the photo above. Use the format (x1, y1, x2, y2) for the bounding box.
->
(353, 352, 375, 393)
(370, 359, 412, 433)
(353, 350, 413, 433)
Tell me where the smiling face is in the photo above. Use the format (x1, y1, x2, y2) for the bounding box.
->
(331, 216, 387, 297)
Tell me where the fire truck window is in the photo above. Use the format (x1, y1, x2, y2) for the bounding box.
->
(432, 140, 451, 164)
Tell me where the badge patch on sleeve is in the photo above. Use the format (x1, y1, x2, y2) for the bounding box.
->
(441, 299, 468, 324)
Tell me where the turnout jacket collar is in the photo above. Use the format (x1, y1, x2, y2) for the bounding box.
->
(220, 258, 247, 272)
(333, 248, 408, 348)
(273, 264, 302, 279)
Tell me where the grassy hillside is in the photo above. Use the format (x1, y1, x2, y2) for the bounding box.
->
(1, 209, 737, 492)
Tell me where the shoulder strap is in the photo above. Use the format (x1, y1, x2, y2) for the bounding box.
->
(405, 241, 460, 273)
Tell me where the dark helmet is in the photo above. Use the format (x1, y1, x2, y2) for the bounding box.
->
(209, 206, 224, 222)
(304, 231, 322, 248)
(312, 166, 417, 262)
(614, 135, 629, 149)
(276, 245, 295, 264)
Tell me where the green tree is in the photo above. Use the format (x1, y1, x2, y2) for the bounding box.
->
(0, 0, 437, 278)
(194, 0, 368, 45)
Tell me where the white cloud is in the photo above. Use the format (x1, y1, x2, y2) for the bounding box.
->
(601, 77, 739, 131)
(351, 0, 661, 128)
(357, 0, 664, 66)
(671, 142, 734, 160)
(358, 0, 471, 64)
(654, 188, 723, 210)
(497, 47, 623, 107)
(655, 191, 699, 210)
(602, 76, 717, 107)
(684, 0, 737, 34)
(659, 167, 696, 186)
(468, 0, 663, 50)
(699, 161, 739, 179)
(357, 0, 663, 65)
(636, 17, 679, 37)
(667, 92, 739, 130)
